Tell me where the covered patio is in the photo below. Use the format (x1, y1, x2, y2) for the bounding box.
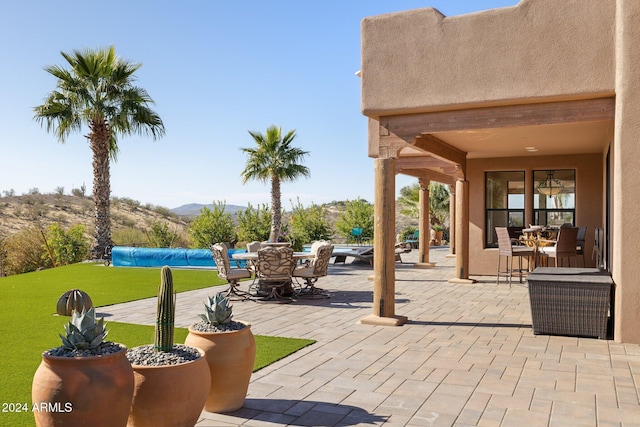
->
(99, 248, 640, 426)
(360, 0, 640, 344)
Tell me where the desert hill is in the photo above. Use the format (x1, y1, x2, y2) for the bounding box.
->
(0, 194, 418, 243)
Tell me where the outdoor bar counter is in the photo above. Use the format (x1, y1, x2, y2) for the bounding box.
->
(527, 267, 613, 340)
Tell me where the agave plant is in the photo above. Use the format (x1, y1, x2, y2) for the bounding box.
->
(60, 307, 108, 350)
(199, 293, 233, 326)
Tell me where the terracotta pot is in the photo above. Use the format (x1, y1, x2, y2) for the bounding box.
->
(185, 321, 256, 413)
(127, 347, 210, 427)
(32, 345, 134, 427)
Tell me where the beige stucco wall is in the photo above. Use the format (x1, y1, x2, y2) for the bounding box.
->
(361, 0, 615, 116)
(467, 154, 604, 276)
(613, 0, 640, 343)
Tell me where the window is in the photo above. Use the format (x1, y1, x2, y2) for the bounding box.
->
(533, 169, 575, 226)
(486, 171, 525, 247)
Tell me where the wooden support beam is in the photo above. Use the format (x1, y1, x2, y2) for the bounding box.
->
(411, 134, 467, 178)
(380, 97, 615, 136)
(399, 169, 456, 186)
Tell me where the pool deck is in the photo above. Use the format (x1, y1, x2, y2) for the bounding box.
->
(99, 247, 640, 426)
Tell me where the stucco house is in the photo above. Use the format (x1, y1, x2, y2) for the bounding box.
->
(359, 0, 640, 344)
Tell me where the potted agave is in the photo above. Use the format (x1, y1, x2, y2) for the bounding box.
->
(32, 307, 134, 427)
(126, 266, 210, 427)
(185, 293, 256, 413)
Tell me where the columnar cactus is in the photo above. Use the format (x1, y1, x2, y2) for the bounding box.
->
(154, 266, 175, 352)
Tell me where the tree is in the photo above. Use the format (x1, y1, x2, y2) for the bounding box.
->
(236, 203, 271, 243)
(334, 198, 374, 242)
(188, 201, 236, 248)
(396, 182, 450, 226)
(34, 46, 165, 258)
(288, 199, 333, 250)
(44, 223, 89, 266)
(240, 125, 310, 242)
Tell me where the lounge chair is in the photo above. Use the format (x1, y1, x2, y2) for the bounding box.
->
(332, 247, 374, 267)
(395, 242, 412, 263)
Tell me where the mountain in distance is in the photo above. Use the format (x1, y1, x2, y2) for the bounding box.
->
(170, 203, 247, 217)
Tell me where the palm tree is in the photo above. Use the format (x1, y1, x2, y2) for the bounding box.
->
(240, 125, 310, 242)
(34, 46, 165, 258)
(397, 182, 450, 226)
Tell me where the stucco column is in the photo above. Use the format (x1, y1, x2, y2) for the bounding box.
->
(415, 179, 435, 268)
(447, 185, 456, 258)
(449, 180, 475, 284)
(360, 157, 407, 326)
(613, 0, 640, 344)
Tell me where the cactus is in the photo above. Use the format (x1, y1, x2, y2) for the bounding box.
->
(154, 266, 175, 352)
(59, 307, 108, 350)
(199, 293, 233, 326)
(56, 289, 93, 316)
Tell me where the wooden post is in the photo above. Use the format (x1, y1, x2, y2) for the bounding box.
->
(447, 185, 456, 258)
(360, 157, 407, 326)
(415, 179, 435, 268)
(449, 180, 475, 284)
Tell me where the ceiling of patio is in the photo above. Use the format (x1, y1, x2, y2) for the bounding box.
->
(428, 120, 614, 159)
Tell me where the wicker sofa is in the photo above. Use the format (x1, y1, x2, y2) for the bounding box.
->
(527, 267, 613, 339)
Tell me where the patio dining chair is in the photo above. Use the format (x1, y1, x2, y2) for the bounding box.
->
(255, 246, 296, 302)
(210, 243, 253, 301)
(293, 241, 334, 298)
(575, 226, 587, 266)
(538, 226, 579, 267)
(496, 227, 535, 286)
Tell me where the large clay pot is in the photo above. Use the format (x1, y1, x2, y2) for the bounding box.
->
(127, 347, 210, 427)
(32, 345, 134, 427)
(185, 321, 256, 413)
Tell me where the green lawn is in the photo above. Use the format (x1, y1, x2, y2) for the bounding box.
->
(0, 263, 314, 426)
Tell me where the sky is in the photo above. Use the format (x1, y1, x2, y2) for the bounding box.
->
(0, 0, 519, 210)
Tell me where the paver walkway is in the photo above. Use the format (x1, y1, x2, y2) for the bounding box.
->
(99, 247, 640, 426)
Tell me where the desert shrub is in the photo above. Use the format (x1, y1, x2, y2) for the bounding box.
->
(119, 197, 141, 210)
(188, 201, 236, 248)
(71, 183, 87, 197)
(54, 186, 65, 195)
(146, 221, 180, 248)
(1, 227, 50, 275)
(236, 203, 271, 243)
(112, 227, 147, 247)
(151, 205, 178, 219)
(44, 223, 89, 266)
(288, 199, 332, 250)
(334, 198, 374, 242)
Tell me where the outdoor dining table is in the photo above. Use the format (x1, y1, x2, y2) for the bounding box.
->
(231, 251, 314, 299)
(519, 227, 558, 269)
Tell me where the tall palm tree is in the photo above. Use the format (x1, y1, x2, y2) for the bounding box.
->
(240, 125, 310, 242)
(34, 46, 165, 258)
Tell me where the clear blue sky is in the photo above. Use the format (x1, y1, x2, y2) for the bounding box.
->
(0, 0, 518, 209)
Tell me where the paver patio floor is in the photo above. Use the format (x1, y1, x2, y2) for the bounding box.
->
(99, 247, 640, 426)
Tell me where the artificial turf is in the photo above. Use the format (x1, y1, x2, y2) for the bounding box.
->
(0, 263, 314, 426)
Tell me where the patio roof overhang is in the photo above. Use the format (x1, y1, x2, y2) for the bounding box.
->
(377, 97, 615, 183)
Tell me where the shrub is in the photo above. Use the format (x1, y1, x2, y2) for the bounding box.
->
(146, 221, 180, 248)
(112, 227, 147, 247)
(188, 201, 236, 248)
(334, 198, 374, 242)
(44, 223, 89, 266)
(236, 203, 271, 243)
(1, 227, 50, 275)
(288, 199, 332, 250)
